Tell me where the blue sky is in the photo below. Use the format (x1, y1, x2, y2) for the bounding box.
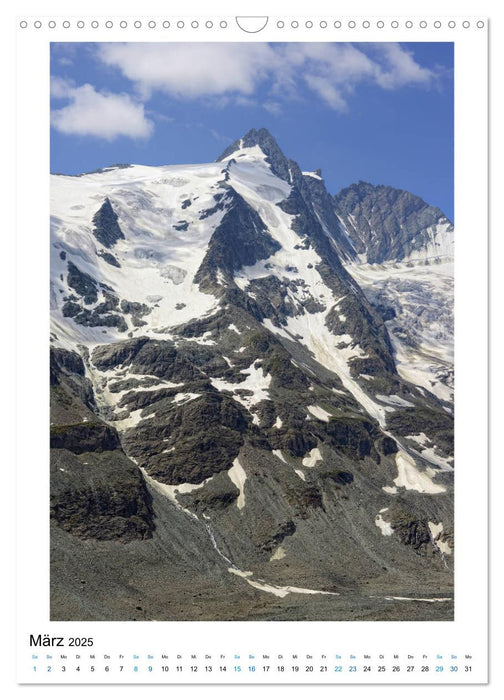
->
(50, 42, 454, 220)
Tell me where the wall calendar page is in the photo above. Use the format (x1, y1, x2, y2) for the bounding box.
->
(12, 0, 491, 693)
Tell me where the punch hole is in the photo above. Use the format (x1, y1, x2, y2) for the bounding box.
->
(177, 21, 185, 28)
(477, 20, 485, 28)
(405, 20, 413, 28)
(348, 21, 356, 28)
(63, 20, 70, 28)
(305, 21, 313, 28)
(77, 21, 85, 29)
(191, 21, 199, 28)
(377, 21, 385, 28)
(34, 20, 42, 28)
(448, 21, 456, 28)
(391, 21, 399, 28)
(319, 21, 327, 28)
(105, 21, 113, 28)
(91, 21, 99, 28)
(434, 21, 442, 28)
(149, 21, 157, 29)
(134, 21, 142, 28)
(236, 16, 269, 33)
(277, 21, 284, 28)
(120, 21, 127, 28)
(420, 21, 427, 28)
(48, 21, 56, 29)
(163, 21, 171, 28)
(220, 20, 228, 28)
(362, 21, 370, 28)
(205, 21, 213, 28)
(462, 21, 470, 28)
(334, 21, 342, 28)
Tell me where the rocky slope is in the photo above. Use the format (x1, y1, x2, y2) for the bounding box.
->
(50, 128, 454, 621)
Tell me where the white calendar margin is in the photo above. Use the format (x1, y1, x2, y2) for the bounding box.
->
(14, 7, 488, 687)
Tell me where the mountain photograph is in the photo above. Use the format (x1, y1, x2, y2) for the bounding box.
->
(49, 42, 454, 621)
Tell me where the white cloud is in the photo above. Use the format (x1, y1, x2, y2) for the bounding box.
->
(373, 43, 435, 89)
(97, 43, 279, 99)
(51, 84, 153, 140)
(263, 101, 282, 116)
(303, 75, 348, 112)
(93, 42, 437, 115)
(50, 76, 74, 98)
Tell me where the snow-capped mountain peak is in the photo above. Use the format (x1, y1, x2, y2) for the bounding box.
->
(50, 131, 454, 620)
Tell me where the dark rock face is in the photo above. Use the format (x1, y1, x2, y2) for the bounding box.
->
(92, 197, 125, 248)
(51, 449, 154, 542)
(333, 181, 453, 264)
(122, 393, 249, 485)
(61, 289, 129, 332)
(98, 250, 121, 267)
(389, 510, 432, 552)
(50, 347, 95, 412)
(195, 189, 281, 290)
(325, 416, 381, 461)
(303, 171, 357, 262)
(50, 345, 155, 543)
(177, 471, 240, 513)
(67, 261, 98, 304)
(386, 407, 454, 456)
(50, 421, 121, 453)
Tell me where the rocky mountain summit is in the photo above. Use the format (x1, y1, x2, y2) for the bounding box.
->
(50, 128, 454, 621)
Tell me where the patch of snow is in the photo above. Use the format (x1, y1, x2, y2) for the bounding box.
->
(274, 416, 283, 429)
(114, 409, 155, 431)
(375, 513, 394, 536)
(140, 468, 212, 518)
(210, 361, 272, 416)
(392, 450, 446, 494)
(228, 458, 247, 510)
(415, 447, 454, 472)
(428, 521, 444, 540)
(228, 324, 240, 334)
(302, 447, 323, 468)
(437, 540, 452, 556)
(382, 485, 398, 494)
(273, 449, 287, 464)
(294, 469, 306, 481)
(381, 596, 452, 603)
(428, 520, 452, 555)
(302, 171, 322, 181)
(227, 569, 338, 599)
(376, 394, 415, 408)
(172, 392, 201, 404)
(269, 546, 286, 561)
(307, 405, 332, 422)
(406, 432, 431, 446)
